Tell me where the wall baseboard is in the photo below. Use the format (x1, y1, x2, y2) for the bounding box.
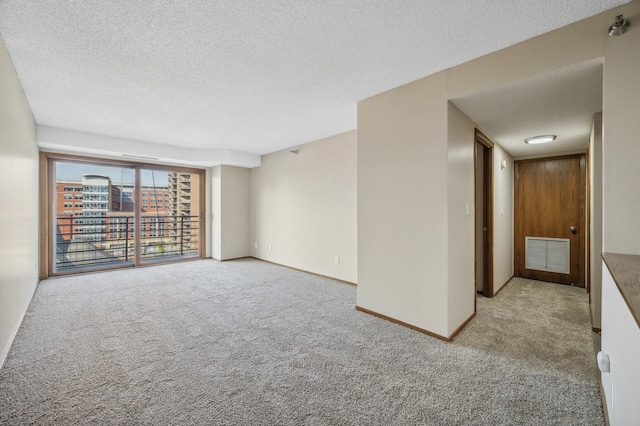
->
(220, 256, 252, 262)
(355, 305, 453, 342)
(493, 275, 513, 297)
(448, 312, 476, 340)
(0, 279, 38, 372)
(250, 257, 357, 287)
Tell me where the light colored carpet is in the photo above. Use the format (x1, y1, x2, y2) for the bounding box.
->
(0, 259, 602, 425)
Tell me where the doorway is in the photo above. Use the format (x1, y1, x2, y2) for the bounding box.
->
(514, 155, 586, 287)
(475, 130, 493, 298)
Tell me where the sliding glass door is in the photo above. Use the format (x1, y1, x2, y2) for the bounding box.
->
(139, 169, 201, 264)
(46, 155, 204, 276)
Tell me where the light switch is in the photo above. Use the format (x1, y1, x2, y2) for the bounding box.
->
(465, 203, 469, 216)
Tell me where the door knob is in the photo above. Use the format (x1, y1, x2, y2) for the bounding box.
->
(570, 226, 577, 234)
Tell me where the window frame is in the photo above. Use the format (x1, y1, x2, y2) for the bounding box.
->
(40, 152, 207, 279)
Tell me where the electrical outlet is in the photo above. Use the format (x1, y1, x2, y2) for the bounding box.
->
(335, 256, 340, 265)
(268, 244, 272, 251)
(254, 242, 258, 249)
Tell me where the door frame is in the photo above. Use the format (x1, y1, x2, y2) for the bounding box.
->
(513, 153, 586, 286)
(474, 129, 494, 298)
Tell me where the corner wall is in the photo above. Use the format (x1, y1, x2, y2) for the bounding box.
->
(602, 1, 640, 255)
(211, 165, 251, 261)
(447, 103, 475, 335)
(492, 143, 514, 294)
(589, 112, 603, 329)
(251, 131, 357, 283)
(357, 74, 449, 336)
(357, 4, 615, 338)
(0, 36, 39, 368)
(221, 166, 251, 260)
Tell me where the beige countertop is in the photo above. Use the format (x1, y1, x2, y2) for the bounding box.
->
(602, 253, 640, 329)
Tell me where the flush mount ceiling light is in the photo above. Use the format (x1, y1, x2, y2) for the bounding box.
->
(608, 14, 631, 36)
(525, 135, 556, 144)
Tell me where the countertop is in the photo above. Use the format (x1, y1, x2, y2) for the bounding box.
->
(602, 253, 640, 329)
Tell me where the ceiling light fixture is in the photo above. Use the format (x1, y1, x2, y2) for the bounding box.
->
(608, 14, 631, 36)
(525, 135, 556, 145)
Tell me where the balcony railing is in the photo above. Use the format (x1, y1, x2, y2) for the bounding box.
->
(55, 215, 200, 272)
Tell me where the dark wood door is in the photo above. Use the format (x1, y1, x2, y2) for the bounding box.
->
(515, 155, 585, 287)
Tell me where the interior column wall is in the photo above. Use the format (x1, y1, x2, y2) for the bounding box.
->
(211, 165, 251, 261)
(220, 166, 251, 260)
(211, 166, 222, 260)
(0, 36, 39, 368)
(357, 73, 450, 337)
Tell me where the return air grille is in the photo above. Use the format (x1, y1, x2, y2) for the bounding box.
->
(525, 237, 570, 274)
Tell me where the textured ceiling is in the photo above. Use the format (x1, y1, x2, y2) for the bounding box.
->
(0, 1, 629, 156)
(451, 59, 604, 159)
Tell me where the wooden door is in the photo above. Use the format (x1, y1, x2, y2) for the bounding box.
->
(515, 155, 585, 287)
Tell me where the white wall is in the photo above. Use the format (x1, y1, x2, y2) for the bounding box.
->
(211, 165, 251, 261)
(251, 131, 357, 283)
(601, 262, 640, 425)
(358, 74, 450, 337)
(37, 125, 261, 169)
(447, 103, 475, 335)
(590, 113, 603, 329)
(0, 36, 39, 368)
(492, 143, 514, 294)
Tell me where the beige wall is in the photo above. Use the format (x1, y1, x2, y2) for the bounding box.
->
(590, 113, 603, 329)
(0, 36, 39, 368)
(602, 1, 640, 255)
(357, 73, 450, 336)
(251, 131, 357, 283)
(599, 3, 640, 418)
(211, 166, 222, 260)
(447, 103, 475, 335)
(221, 166, 251, 260)
(211, 165, 251, 261)
(356, 2, 632, 338)
(492, 143, 514, 294)
(358, 1, 638, 418)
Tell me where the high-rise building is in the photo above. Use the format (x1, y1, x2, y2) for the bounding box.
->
(81, 175, 121, 241)
(167, 172, 200, 247)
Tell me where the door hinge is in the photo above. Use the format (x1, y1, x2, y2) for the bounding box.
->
(517, 171, 520, 180)
(517, 254, 520, 264)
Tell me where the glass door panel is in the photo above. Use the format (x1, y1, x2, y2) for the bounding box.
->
(53, 161, 135, 273)
(139, 169, 201, 263)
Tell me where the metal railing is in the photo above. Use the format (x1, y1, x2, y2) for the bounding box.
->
(55, 215, 200, 272)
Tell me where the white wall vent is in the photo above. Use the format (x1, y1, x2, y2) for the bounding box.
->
(525, 237, 570, 274)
